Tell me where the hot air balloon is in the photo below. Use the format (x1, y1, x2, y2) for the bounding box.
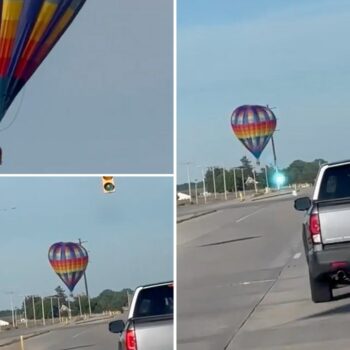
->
(230, 105, 277, 164)
(48, 241, 88, 292)
(0, 0, 86, 122)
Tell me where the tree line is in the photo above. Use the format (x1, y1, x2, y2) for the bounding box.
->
(14, 285, 133, 320)
(178, 157, 326, 194)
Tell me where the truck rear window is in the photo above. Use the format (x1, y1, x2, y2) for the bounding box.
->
(134, 285, 173, 317)
(319, 165, 350, 200)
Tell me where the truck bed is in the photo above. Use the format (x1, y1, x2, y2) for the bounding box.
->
(132, 314, 173, 350)
(317, 197, 350, 244)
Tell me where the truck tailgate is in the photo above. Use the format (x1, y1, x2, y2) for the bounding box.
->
(319, 200, 350, 244)
(133, 315, 173, 350)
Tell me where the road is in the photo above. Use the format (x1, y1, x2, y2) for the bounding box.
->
(2, 320, 117, 350)
(177, 193, 350, 349)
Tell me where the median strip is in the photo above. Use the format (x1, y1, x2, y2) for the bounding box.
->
(177, 210, 217, 223)
(0, 330, 50, 348)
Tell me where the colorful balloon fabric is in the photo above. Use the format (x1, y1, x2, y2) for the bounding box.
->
(0, 0, 86, 122)
(48, 242, 88, 292)
(230, 105, 277, 161)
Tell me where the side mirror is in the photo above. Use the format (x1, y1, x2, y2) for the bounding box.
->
(109, 320, 125, 334)
(294, 197, 311, 211)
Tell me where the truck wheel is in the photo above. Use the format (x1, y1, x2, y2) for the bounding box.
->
(309, 271, 332, 303)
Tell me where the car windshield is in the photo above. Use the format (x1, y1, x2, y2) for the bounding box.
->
(319, 165, 350, 200)
(134, 285, 173, 317)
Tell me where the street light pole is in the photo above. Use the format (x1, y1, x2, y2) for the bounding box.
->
(78, 295, 82, 317)
(78, 239, 92, 317)
(223, 167, 227, 200)
(23, 296, 28, 328)
(265, 165, 270, 192)
(211, 167, 217, 199)
(57, 297, 61, 323)
(252, 168, 258, 193)
(200, 167, 207, 204)
(194, 180, 198, 205)
(32, 296, 37, 326)
(185, 162, 192, 202)
(41, 297, 45, 326)
(233, 168, 238, 198)
(241, 168, 246, 199)
(50, 297, 54, 324)
(9, 293, 14, 328)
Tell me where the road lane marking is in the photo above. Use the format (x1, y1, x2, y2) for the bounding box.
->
(239, 279, 276, 286)
(72, 329, 89, 338)
(293, 252, 302, 260)
(236, 207, 264, 223)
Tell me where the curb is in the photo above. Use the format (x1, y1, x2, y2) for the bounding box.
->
(251, 191, 294, 201)
(177, 210, 217, 223)
(0, 330, 50, 347)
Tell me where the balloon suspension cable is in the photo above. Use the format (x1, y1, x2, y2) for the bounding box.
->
(0, 87, 26, 133)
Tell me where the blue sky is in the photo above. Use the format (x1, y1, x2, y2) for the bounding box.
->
(0, 177, 173, 310)
(178, 0, 350, 183)
(0, 0, 173, 174)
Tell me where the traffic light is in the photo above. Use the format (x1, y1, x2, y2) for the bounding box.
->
(102, 176, 116, 193)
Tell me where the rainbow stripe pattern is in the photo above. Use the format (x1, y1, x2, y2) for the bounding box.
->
(48, 241, 89, 292)
(0, 0, 86, 121)
(231, 105, 277, 161)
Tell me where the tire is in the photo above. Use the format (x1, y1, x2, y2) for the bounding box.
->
(309, 270, 332, 303)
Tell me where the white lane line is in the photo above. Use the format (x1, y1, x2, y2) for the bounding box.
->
(72, 329, 89, 338)
(293, 252, 302, 260)
(236, 208, 264, 223)
(239, 279, 276, 286)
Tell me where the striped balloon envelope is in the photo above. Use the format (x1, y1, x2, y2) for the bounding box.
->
(0, 0, 86, 122)
(48, 242, 89, 292)
(230, 105, 277, 163)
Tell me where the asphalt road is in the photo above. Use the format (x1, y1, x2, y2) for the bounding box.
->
(2, 320, 117, 350)
(178, 193, 350, 349)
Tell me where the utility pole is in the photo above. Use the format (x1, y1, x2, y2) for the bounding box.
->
(78, 239, 92, 317)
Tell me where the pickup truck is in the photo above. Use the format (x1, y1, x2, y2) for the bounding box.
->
(109, 281, 173, 350)
(295, 160, 350, 302)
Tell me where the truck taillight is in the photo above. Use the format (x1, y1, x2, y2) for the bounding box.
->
(309, 213, 322, 243)
(125, 328, 137, 350)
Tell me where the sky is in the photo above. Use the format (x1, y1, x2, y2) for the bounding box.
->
(177, 0, 350, 183)
(0, 177, 173, 310)
(0, 0, 173, 174)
